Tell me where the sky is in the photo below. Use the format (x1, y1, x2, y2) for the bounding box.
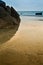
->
(2, 0, 43, 11)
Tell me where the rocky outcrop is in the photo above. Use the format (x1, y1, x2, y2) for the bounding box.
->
(11, 7, 20, 22)
(35, 12, 42, 16)
(0, 0, 6, 8)
(0, 7, 8, 17)
(0, 0, 21, 28)
(6, 6, 11, 14)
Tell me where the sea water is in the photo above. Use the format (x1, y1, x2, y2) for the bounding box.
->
(18, 11, 43, 16)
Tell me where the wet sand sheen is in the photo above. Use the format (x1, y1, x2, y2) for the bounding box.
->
(0, 16, 43, 65)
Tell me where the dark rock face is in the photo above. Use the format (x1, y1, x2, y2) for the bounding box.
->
(0, 0, 21, 28)
(11, 7, 20, 23)
(6, 6, 11, 14)
(0, 7, 8, 17)
(0, 0, 6, 8)
(35, 12, 42, 16)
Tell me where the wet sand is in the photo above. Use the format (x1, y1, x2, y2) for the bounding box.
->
(0, 16, 43, 65)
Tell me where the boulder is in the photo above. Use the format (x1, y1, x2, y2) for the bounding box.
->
(0, 0, 6, 8)
(0, 7, 8, 17)
(0, 0, 21, 28)
(11, 7, 20, 22)
(5, 6, 11, 15)
(11, 7, 20, 18)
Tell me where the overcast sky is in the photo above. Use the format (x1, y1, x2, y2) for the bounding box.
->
(3, 0, 43, 11)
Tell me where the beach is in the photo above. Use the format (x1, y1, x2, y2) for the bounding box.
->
(0, 16, 43, 65)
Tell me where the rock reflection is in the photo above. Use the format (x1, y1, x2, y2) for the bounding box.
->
(0, 24, 20, 44)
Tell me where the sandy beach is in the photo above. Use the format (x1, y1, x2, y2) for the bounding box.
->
(0, 16, 43, 65)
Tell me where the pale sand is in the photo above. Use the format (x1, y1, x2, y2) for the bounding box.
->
(0, 16, 43, 65)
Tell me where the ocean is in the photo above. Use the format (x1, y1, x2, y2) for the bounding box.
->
(18, 11, 43, 16)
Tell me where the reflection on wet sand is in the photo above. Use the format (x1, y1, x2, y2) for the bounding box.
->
(0, 25, 19, 44)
